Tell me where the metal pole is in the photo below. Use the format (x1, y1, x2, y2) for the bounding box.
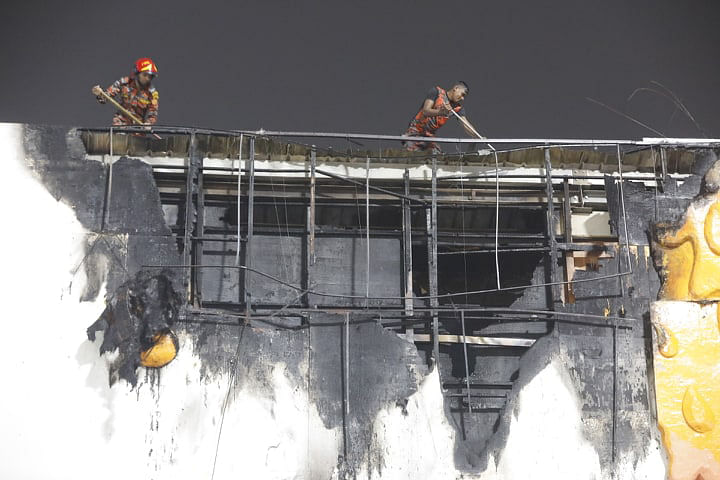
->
(309, 146, 316, 266)
(244, 137, 255, 319)
(101, 127, 114, 232)
(194, 154, 205, 307)
(235, 134, 243, 266)
(403, 170, 414, 325)
(183, 131, 200, 301)
(314, 169, 426, 206)
(365, 155, 370, 303)
(460, 311, 472, 413)
(544, 147, 559, 308)
(341, 312, 350, 459)
(429, 156, 440, 364)
(238, 129, 647, 146)
(616, 144, 633, 273)
(562, 178, 573, 303)
(493, 150, 501, 289)
(345, 312, 350, 417)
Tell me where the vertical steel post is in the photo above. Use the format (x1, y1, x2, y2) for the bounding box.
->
(341, 312, 350, 459)
(193, 154, 205, 307)
(460, 311, 472, 413)
(101, 127, 114, 232)
(244, 137, 255, 319)
(544, 147, 559, 308)
(365, 155, 370, 303)
(309, 146, 316, 266)
(235, 134, 243, 266)
(402, 170, 414, 334)
(428, 156, 440, 365)
(183, 131, 200, 302)
(562, 178, 573, 303)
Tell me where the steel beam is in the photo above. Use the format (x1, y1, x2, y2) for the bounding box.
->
(193, 154, 205, 307)
(427, 156, 440, 365)
(183, 131, 200, 302)
(244, 137, 255, 319)
(309, 146, 316, 265)
(402, 170, 414, 329)
(543, 147, 560, 309)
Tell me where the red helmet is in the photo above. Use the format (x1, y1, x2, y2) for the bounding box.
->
(134, 57, 158, 76)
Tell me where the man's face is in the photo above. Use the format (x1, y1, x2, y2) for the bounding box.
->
(448, 86, 468, 103)
(137, 72, 153, 87)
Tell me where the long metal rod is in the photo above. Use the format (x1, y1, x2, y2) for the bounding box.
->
(493, 150, 501, 289)
(182, 302, 637, 327)
(461, 311, 472, 413)
(195, 154, 205, 306)
(544, 147, 559, 308)
(235, 134, 243, 266)
(240, 130, 652, 145)
(147, 262, 635, 303)
(429, 156, 440, 365)
(402, 170, 414, 323)
(309, 146, 316, 265)
(345, 312, 350, 417)
(101, 126, 114, 232)
(342, 312, 350, 458)
(244, 137, 255, 319)
(183, 131, 199, 300)
(315, 169, 427, 205)
(365, 156, 370, 303)
(81, 125, 720, 146)
(616, 144, 633, 274)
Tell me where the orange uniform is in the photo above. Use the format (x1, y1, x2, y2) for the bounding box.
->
(100, 74, 159, 126)
(403, 86, 465, 152)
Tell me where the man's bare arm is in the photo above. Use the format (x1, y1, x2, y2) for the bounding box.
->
(421, 98, 451, 117)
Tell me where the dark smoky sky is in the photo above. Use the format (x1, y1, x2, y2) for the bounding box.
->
(1, 0, 719, 141)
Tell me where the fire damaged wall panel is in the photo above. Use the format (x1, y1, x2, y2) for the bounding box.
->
(308, 237, 402, 307)
(246, 235, 304, 305)
(105, 157, 173, 235)
(197, 240, 243, 304)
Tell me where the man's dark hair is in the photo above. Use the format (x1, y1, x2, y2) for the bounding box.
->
(453, 81, 470, 94)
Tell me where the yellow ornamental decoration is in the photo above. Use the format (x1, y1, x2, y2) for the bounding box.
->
(659, 197, 720, 301)
(657, 324, 679, 358)
(683, 385, 716, 434)
(652, 302, 720, 479)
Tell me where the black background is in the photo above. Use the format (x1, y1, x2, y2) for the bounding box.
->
(2, 0, 719, 139)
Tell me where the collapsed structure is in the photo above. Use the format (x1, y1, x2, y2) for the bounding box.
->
(5, 122, 720, 479)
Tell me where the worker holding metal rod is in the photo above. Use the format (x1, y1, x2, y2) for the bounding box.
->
(91, 57, 160, 128)
(402, 81, 484, 153)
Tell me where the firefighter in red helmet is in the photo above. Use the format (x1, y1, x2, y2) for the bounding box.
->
(92, 58, 159, 126)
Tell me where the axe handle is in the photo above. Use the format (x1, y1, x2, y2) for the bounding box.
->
(98, 90, 162, 140)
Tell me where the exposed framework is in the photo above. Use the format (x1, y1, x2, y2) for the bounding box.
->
(81, 125, 714, 457)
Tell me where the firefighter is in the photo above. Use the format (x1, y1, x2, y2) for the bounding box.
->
(92, 58, 159, 126)
(402, 81, 481, 153)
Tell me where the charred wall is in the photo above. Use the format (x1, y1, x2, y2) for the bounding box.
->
(19, 124, 689, 478)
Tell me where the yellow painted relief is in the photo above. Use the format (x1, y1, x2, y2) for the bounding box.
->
(654, 188, 720, 478)
(654, 304, 720, 479)
(659, 196, 720, 301)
